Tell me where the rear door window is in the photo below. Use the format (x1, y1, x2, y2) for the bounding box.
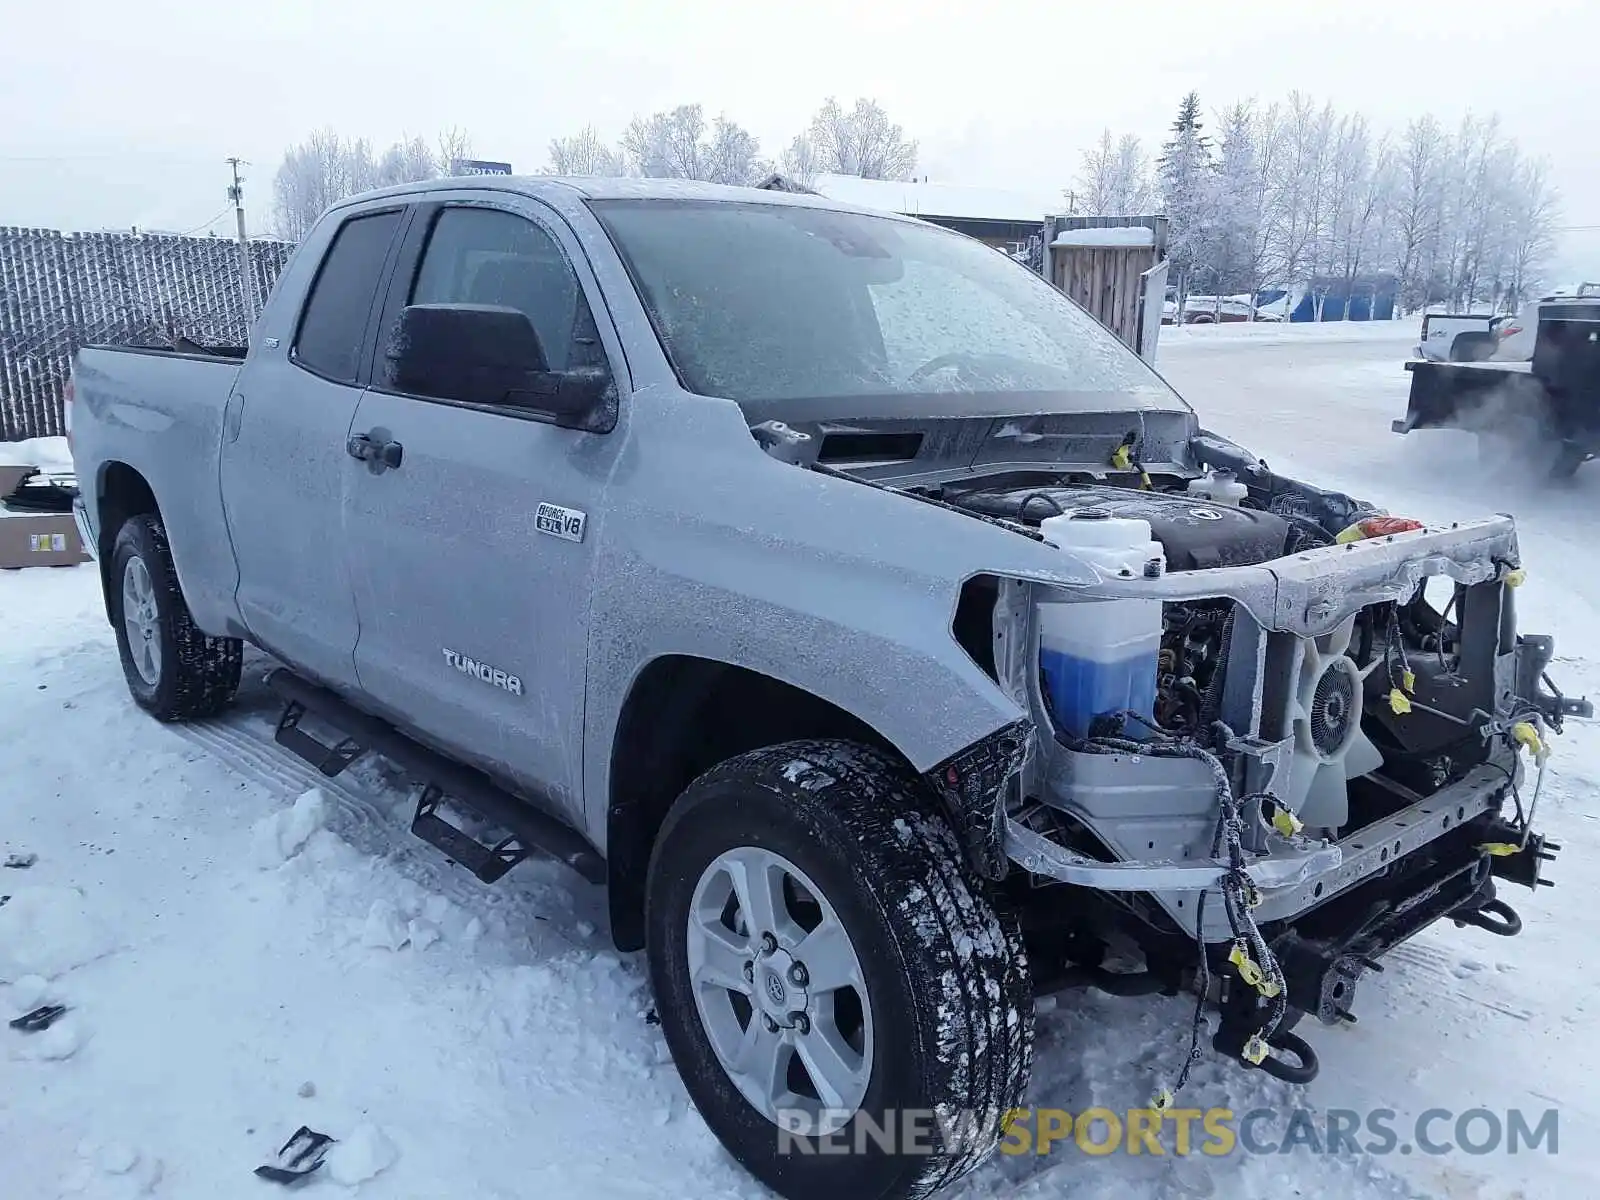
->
(293, 209, 404, 383)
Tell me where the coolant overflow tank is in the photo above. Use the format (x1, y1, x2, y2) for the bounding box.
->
(1037, 509, 1166, 741)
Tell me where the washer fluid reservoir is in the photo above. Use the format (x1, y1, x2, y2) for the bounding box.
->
(1036, 508, 1166, 741)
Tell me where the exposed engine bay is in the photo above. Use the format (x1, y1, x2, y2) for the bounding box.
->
(750, 413, 1589, 1085)
(942, 481, 1327, 569)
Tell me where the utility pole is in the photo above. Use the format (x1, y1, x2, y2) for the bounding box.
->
(226, 157, 258, 337)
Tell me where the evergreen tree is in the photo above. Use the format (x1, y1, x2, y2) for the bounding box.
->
(1158, 92, 1219, 303)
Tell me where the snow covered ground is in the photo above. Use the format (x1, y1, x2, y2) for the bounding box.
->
(4, 325, 1598, 1199)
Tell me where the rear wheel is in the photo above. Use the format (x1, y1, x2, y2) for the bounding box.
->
(645, 740, 1032, 1200)
(1450, 332, 1496, 362)
(109, 514, 242, 720)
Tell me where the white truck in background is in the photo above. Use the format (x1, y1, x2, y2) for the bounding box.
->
(1417, 284, 1600, 364)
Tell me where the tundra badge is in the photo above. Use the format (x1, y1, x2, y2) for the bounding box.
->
(442, 649, 523, 696)
(536, 502, 587, 543)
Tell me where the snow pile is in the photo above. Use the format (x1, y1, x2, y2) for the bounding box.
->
(0, 885, 117, 980)
(250, 787, 329, 868)
(16, 1016, 90, 1062)
(324, 1123, 400, 1186)
(61, 1140, 163, 1198)
(0, 435, 72, 472)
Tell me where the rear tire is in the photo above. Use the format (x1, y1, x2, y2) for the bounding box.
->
(1450, 333, 1495, 362)
(645, 740, 1032, 1200)
(109, 514, 242, 721)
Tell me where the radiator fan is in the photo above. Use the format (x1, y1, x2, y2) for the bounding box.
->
(1275, 616, 1385, 833)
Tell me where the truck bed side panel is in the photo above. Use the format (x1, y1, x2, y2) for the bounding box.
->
(70, 347, 245, 637)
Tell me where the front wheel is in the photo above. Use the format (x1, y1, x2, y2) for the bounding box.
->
(645, 740, 1033, 1200)
(109, 514, 242, 720)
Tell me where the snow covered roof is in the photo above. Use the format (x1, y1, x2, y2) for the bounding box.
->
(773, 172, 1062, 225)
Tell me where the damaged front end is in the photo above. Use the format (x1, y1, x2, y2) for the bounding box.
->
(924, 430, 1589, 1086)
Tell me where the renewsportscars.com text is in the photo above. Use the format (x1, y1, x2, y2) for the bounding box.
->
(775, 1106, 1559, 1158)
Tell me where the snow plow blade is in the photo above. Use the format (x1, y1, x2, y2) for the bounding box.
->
(1392, 359, 1543, 435)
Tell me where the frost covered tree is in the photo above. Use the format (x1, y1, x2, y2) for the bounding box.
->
(1208, 100, 1282, 311)
(1069, 90, 1561, 318)
(614, 105, 767, 185)
(779, 131, 823, 188)
(1158, 92, 1218, 303)
(1075, 130, 1157, 216)
(547, 125, 624, 176)
(1383, 116, 1448, 312)
(705, 116, 769, 186)
(803, 98, 918, 180)
(270, 127, 472, 240)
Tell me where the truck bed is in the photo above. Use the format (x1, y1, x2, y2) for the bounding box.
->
(69, 344, 244, 630)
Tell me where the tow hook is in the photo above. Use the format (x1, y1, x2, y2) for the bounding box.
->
(1213, 1020, 1320, 1085)
(1452, 896, 1523, 936)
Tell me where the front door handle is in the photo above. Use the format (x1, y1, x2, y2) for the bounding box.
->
(346, 432, 403, 471)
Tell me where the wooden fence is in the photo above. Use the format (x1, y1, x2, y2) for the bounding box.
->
(0, 227, 295, 440)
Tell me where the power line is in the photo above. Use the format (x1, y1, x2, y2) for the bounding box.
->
(181, 205, 235, 236)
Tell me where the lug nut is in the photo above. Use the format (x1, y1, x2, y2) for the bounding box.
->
(792, 1012, 811, 1035)
(743, 961, 755, 983)
(762, 1014, 779, 1033)
(761, 932, 778, 955)
(788, 962, 809, 987)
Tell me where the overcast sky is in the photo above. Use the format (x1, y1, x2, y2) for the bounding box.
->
(2, 0, 1596, 275)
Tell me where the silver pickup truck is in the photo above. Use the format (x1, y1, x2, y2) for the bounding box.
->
(67, 177, 1587, 1200)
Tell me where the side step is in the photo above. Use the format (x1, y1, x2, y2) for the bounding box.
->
(264, 668, 605, 886)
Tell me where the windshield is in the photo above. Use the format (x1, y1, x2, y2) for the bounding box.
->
(589, 198, 1188, 421)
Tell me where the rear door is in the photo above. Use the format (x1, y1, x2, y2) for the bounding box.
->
(220, 206, 406, 687)
(342, 196, 628, 814)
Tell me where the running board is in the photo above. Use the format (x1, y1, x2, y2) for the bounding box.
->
(264, 668, 605, 885)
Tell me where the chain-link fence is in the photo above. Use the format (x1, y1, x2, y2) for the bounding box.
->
(0, 227, 296, 441)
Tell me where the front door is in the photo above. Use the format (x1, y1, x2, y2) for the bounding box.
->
(342, 198, 626, 818)
(221, 206, 406, 687)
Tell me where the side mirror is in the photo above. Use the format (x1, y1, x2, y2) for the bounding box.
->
(382, 303, 604, 421)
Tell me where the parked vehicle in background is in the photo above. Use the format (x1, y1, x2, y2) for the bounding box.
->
(1396, 291, 1600, 477)
(1415, 312, 1507, 362)
(1162, 292, 1284, 324)
(66, 175, 1588, 1200)
(1416, 286, 1600, 364)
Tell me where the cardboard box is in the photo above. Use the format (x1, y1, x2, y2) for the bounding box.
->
(0, 464, 92, 570)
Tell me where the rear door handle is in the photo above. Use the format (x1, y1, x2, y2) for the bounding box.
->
(346, 432, 403, 471)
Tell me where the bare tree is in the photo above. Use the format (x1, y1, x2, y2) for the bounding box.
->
(1324, 116, 1391, 318)
(270, 127, 475, 239)
(1503, 156, 1560, 308)
(1385, 116, 1447, 311)
(705, 116, 766, 185)
(436, 127, 475, 174)
(375, 135, 437, 188)
(779, 132, 822, 188)
(805, 98, 917, 180)
(1075, 130, 1157, 215)
(615, 105, 766, 185)
(547, 125, 624, 176)
(270, 128, 364, 241)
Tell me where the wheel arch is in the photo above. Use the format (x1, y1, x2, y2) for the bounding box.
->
(603, 654, 909, 952)
(95, 460, 161, 621)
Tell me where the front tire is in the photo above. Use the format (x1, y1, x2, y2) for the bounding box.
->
(645, 740, 1032, 1200)
(109, 514, 242, 721)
